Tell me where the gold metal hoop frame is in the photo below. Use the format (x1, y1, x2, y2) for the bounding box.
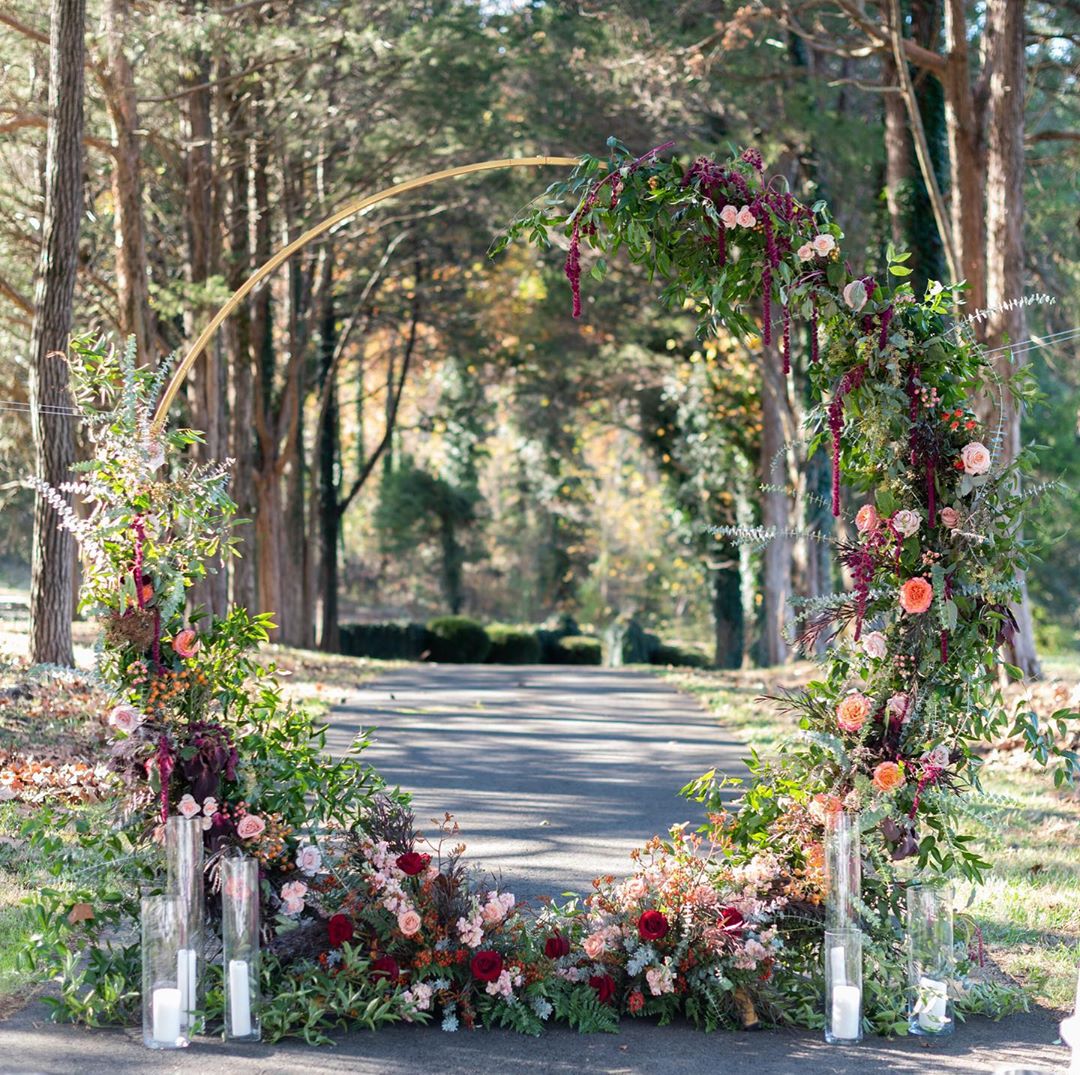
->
(150, 155, 583, 433)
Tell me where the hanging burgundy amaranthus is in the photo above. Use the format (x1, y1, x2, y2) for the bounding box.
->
(828, 364, 867, 516)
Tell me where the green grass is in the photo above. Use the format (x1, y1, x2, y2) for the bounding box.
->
(659, 664, 1080, 1013)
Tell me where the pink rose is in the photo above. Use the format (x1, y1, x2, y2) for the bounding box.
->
(961, 442, 991, 475)
(177, 794, 200, 820)
(797, 242, 815, 261)
(398, 909, 422, 936)
(719, 204, 738, 229)
(842, 279, 867, 312)
(296, 844, 322, 875)
(108, 704, 144, 735)
(482, 900, 506, 926)
(940, 506, 960, 528)
(172, 628, 200, 659)
(811, 233, 836, 256)
(861, 632, 887, 660)
(892, 509, 920, 537)
(923, 744, 950, 768)
(582, 932, 607, 959)
(855, 504, 879, 533)
(623, 876, 649, 902)
(886, 692, 911, 723)
(736, 205, 756, 228)
(283, 897, 305, 916)
(281, 880, 307, 902)
(236, 814, 266, 840)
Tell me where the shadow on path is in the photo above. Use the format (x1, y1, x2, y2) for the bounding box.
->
(325, 664, 746, 900)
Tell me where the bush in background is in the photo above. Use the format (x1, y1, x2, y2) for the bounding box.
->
(537, 613, 581, 663)
(486, 624, 541, 664)
(651, 642, 710, 669)
(427, 615, 492, 663)
(555, 636, 603, 665)
(339, 621, 433, 661)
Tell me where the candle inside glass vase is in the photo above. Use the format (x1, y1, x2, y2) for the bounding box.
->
(141, 895, 190, 1050)
(824, 928, 862, 1045)
(222, 855, 261, 1042)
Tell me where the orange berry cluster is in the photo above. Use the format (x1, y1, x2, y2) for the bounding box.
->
(145, 667, 209, 712)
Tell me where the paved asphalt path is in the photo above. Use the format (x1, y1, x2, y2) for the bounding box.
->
(2, 664, 1070, 1072)
(322, 663, 746, 900)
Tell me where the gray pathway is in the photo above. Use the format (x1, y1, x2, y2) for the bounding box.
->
(323, 664, 746, 900)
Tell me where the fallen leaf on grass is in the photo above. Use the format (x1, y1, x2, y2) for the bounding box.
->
(67, 903, 95, 925)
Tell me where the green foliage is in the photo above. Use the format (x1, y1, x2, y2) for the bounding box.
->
(651, 642, 710, 669)
(619, 619, 661, 664)
(485, 624, 542, 664)
(548, 979, 620, 1034)
(338, 622, 434, 661)
(536, 614, 582, 663)
(554, 636, 603, 665)
(426, 615, 492, 663)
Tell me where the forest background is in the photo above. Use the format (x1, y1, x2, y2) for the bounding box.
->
(0, 0, 1077, 670)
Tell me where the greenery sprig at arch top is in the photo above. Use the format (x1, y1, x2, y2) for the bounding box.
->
(502, 139, 1080, 879)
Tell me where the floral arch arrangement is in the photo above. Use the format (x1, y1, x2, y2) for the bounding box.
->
(20, 143, 1079, 1043)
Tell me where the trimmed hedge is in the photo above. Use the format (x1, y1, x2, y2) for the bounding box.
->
(427, 615, 492, 663)
(339, 621, 433, 661)
(486, 625, 541, 664)
(555, 636, 603, 665)
(652, 642, 710, 669)
(619, 619, 661, 664)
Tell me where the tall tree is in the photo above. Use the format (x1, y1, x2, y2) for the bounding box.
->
(28, 0, 86, 666)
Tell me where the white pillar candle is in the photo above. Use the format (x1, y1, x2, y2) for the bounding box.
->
(152, 986, 182, 1044)
(1060, 1014, 1080, 1074)
(176, 948, 196, 1025)
(831, 983, 861, 1040)
(228, 958, 252, 1038)
(917, 975, 949, 1031)
(829, 946, 847, 986)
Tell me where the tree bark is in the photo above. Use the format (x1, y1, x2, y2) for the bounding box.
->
(982, 0, 1040, 677)
(101, 0, 152, 361)
(29, 0, 86, 668)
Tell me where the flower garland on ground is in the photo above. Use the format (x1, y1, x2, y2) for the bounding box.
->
(23, 144, 1079, 1042)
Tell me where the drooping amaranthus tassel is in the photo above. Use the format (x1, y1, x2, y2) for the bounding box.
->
(879, 304, 894, 350)
(717, 221, 727, 267)
(762, 266, 772, 345)
(810, 301, 819, 363)
(157, 734, 175, 825)
(828, 364, 867, 516)
(843, 544, 877, 641)
(927, 459, 937, 527)
(565, 229, 583, 319)
(132, 516, 147, 608)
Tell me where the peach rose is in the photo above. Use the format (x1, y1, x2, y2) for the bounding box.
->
(173, 628, 200, 658)
(855, 504, 879, 533)
(940, 506, 960, 528)
(281, 880, 307, 902)
(736, 205, 756, 228)
(719, 204, 739, 229)
(582, 932, 607, 959)
(398, 909, 422, 936)
(623, 876, 649, 902)
(811, 233, 836, 256)
(899, 577, 933, 614)
(872, 761, 905, 793)
(177, 793, 200, 820)
(960, 442, 991, 475)
(236, 813, 266, 839)
(836, 693, 872, 733)
(808, 793, 843, 822)
(797, 242, 815, 261)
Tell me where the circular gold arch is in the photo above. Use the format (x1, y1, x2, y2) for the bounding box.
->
(151, 155, 583, 433)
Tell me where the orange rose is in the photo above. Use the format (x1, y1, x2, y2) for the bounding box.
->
(899, 576, 933, 614)
(872, 761, 905, 792)
(836, 693, 872, 733)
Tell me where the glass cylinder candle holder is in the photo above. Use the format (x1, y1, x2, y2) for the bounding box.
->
(222, 855, 261, 1042)
(166, 815, 204, 1032)
(907, 882, 955, 1036)
(824, 928, 863, 1045)
(141, 895, 190, 1050)
(825, 810, 861, 930)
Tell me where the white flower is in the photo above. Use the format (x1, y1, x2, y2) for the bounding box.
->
(892, 509, 921, 537)
(202, 796, 218, 816)
(441, 1012, 459, 1032)
(296, 843, 322, 876)
(811, 233, 836, 256)
(961, 442, 991, 475)
(860, 631, 887, 660)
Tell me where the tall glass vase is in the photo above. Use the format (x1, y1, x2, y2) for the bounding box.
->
(825, 810, 861, 930)
(222, 855, 261, 1042)
(165, 815, 204, 1033)
(907, 882, 955, 1036)
(141, 895, 190, 1049)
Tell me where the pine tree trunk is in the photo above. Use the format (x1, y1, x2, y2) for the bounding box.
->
(711, 565, 743, 669)
(316, 250, 341, 652)
(29, 0, 85, 668)
(101, 0, 152, 360)
(982, 0, 1040, 677)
